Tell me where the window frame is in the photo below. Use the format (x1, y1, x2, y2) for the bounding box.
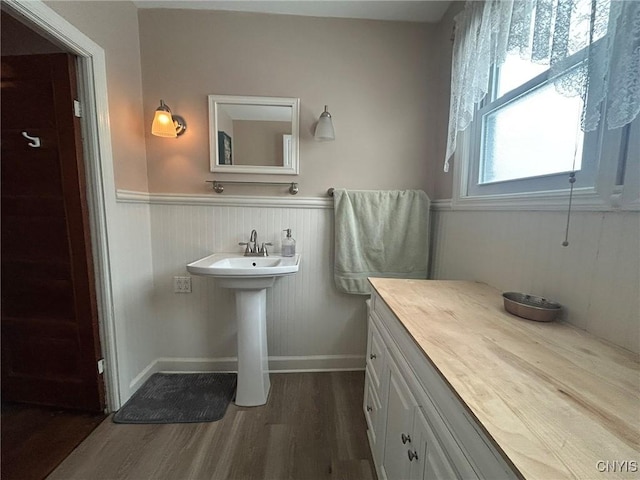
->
(469, 51, 600, 195)
(452, 51, 636, 212)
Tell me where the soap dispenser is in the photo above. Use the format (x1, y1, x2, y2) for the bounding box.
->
(282, 228, 296, 257)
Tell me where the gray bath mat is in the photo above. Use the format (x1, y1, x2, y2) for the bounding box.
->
(113, 372, 237, 424)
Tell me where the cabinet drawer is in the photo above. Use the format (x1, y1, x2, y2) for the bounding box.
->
(371, 292, 397, 329)
(364, 370, 382, 446)
(366, 315, 386, 392)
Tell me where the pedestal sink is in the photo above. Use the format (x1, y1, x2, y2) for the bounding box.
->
(187, 253, 300, 406)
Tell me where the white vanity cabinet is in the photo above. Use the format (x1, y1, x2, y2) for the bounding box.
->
(366, 279, 639, 480)
(364, 290, 516, 480)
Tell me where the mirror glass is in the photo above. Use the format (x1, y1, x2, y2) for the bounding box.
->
(208, 95, 300, 175)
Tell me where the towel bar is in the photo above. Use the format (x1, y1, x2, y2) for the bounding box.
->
(327, 188, 335, 197)
(207, 180, 299, 195)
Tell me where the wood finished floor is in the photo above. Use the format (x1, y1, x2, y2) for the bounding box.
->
(48, 371, 376, 480)
(1, 402, 105, 480)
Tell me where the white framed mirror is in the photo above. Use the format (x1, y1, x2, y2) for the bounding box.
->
(208, 95, 300, 175)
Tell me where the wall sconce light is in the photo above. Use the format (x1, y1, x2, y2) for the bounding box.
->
(314, 105, 335, 142)
(151, 99, 186, 138)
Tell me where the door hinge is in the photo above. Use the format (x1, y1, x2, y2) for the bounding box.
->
(97, 358, 105, 374)
(73, 99, 82, 118)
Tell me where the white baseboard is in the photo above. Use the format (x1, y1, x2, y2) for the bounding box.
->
(129, 354, 365, 392)
(127, 359, 162, 394)
(268, 354, 365, 372)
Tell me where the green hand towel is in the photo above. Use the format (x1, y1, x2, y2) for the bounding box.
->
(333, 189, 430, 295)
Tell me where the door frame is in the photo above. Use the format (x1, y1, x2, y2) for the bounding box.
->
(3, 0, 121, 410)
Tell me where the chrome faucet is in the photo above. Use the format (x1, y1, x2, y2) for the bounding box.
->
(249, 229, 257, 252)
(239, 229, 272, 256)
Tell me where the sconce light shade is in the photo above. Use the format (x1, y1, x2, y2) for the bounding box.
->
(314, 105, 335, 142)
(151, 100, 186, 138)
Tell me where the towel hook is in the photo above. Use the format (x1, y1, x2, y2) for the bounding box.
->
(21, 131, 41, 148)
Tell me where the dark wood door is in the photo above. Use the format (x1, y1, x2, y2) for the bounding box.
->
(1, 53, 105, 412)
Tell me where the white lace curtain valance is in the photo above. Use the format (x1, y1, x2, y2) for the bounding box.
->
(444, 0, 640, 172)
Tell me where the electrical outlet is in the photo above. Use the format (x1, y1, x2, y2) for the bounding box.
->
(173, 276, 192, 293)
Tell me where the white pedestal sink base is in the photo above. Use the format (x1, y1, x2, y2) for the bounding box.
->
(234, 288, 271, 407)
(186, 253, 301, 408)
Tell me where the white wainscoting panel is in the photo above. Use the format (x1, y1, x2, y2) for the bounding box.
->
(109, 201, 158, 402)
(147, 202, 368, 371)
(431, 209, 640, 353)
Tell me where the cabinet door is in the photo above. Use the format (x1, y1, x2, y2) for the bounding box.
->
(382, 356, 417, 480)
(411, 408, 462, 480)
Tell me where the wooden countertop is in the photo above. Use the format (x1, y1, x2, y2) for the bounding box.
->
(369, 278, 640, 479)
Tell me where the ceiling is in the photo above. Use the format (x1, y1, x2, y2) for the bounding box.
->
(132, 1, 453, 23)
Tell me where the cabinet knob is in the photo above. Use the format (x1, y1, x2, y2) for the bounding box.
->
(369, 353, 377, 360)
(401, 433, 411, 444)
(408, 450, 419, 462)
(366, 405, 373, 412)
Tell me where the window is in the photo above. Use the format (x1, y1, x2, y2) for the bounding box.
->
(448, 0, 639, 209)
(467, 53, 598, 197)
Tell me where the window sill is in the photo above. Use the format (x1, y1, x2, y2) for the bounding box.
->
(443, 188, 638, 212)
(449, 129, 638, 213)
